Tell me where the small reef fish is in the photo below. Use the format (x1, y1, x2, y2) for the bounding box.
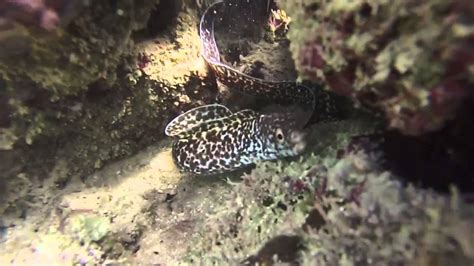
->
(165, 1, 338, 175)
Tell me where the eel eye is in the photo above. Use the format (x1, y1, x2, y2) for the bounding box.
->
(276, 128, 284, 142)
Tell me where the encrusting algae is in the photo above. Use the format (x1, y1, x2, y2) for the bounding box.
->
(0, 0, 472, 265)
(277, 0, 474, 135)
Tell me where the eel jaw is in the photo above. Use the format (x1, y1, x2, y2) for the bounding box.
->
(290, 131, 307, 155)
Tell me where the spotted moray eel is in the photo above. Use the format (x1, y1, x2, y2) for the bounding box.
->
(165, 0, 337, 175)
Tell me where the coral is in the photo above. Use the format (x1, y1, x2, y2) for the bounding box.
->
(277, 0, 474, 135)
(0, 0, 67, 31)
(0, 0, 217, 214)
(0, 0, 158, 146)
(268, 9, 291, 35)
(1, 0, 472, 265)
(0, 211, 108, 265)
(185, 126, 474, 264)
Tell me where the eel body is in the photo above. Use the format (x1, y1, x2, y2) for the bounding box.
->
(165, 1, 337, 175)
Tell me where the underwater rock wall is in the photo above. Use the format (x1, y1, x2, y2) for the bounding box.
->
(1, 0, 153, 149)
(277, 0, 474, 136)
(0, 0, 472, 265)
(178, 1, 473, 264)
(0, 0, 217, 213)
(185, 121, 474, 265)
(186, 147, 474, 265)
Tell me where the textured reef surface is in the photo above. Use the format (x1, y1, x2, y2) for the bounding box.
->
(186, 131, 474, 265)
(277, 0, 474, 136)
(0, 0, 473, 265)
(0, 0, 217, 216)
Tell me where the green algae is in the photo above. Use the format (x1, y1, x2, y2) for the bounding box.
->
(0, 4, 220, 256)
(66, 215, 110, 242)
(185, 118, 474, 264)
(0, 0, 159, 148)
(0, 0, 216, 210)
(0, 1, 472, 265)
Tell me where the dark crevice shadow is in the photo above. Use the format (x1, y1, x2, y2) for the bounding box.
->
(349, 101, 474, 194)
(132, 0, 183, 41)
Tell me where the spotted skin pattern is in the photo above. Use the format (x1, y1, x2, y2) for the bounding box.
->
(165, 104, 232, 137)
(199, 1, 316, 114)
(171, 107, 307, 175)
(165, 0, 338, 175)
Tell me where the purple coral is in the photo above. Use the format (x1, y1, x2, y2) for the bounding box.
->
(137, 53, 152, 70)
(0, 0, 78, 30)
(289, 0, 474, 136)
(300, 42, 325, 71)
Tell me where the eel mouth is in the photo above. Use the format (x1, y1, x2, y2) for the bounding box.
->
(290, 131, 307, 155)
